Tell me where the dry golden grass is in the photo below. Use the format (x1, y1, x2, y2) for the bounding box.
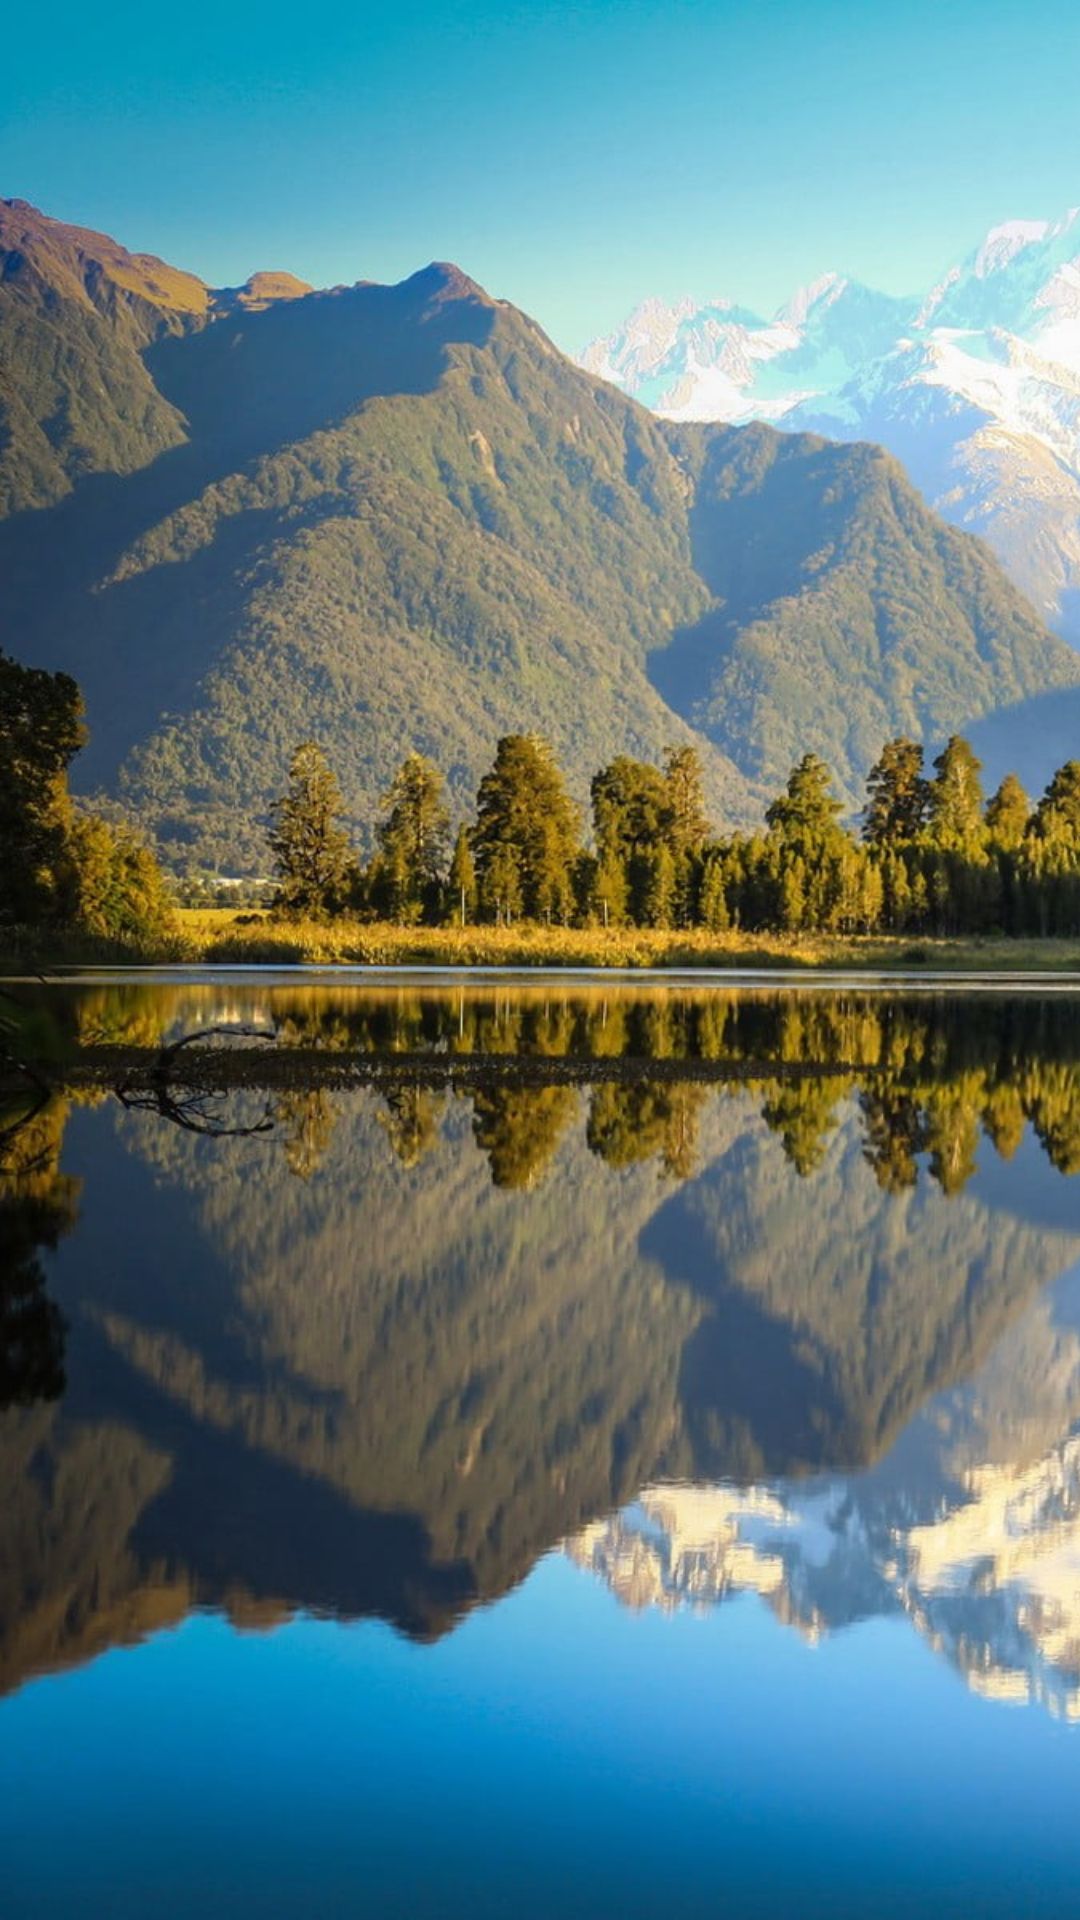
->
(167, 911, 1080, 973)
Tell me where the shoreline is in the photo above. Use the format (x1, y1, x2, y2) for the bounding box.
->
(8, 962, 1080, 991)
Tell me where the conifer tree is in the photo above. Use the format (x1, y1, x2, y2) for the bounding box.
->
(698, 853, 730, 931)
(863, 737, 928, 845)
(373, 752, 449, 921)
(663, 744, 710, 854)
(1033, 761, 1080, 841)
(641, 843, 676, 928)
(985, 773, 1030, 849)
(926, 736, 985, 848)
(766, 754, 844, 854)
(447, 822, 477, 923)
(474, 735, 580, 922)
(269, 742, 356, 917)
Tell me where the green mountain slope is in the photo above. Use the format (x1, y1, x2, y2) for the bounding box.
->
(0, 197, 206, 516)
(653, 423, 1080, 803)
(4, 200, 1079, 869)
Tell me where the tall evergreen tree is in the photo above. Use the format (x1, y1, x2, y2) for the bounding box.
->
(985, 773, 1030, 849)
(372, 752, 449, 921)
(591, 757, 669, 865)
(268, 742, 356, 917)
(663, 744, 710, 854)
(766, 754, 844, 854)
(1033, 760, 1080, 840)
(447, 822, 478, 924)
(926, 736, 985, 848)
(863, 737, 928, 845)
(474, 735, 580, 922)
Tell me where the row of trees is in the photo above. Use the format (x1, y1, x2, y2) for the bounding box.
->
(271, 730, 1080, 936)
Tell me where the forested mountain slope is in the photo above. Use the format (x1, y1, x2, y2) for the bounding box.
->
(4, 201, 1078, 870)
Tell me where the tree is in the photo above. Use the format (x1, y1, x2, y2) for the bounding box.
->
(268, 742, 356, 917)
(1033, 761, 1080, 841)
(372, 752, 449, 921)
(474, 735, 580, 922)
(698, 852, 730, 931)
(766, 754, 844, 854)
(863, 737, 928, 845)
(926, 736, 985, 848)
(66, 815, 176, 946)
(985, 773, 1030, 849)
(663, 745, 710, 855)
(592, 757, 669, 865)
(447, 823, 477, 923)
(0, 650, 85, 924)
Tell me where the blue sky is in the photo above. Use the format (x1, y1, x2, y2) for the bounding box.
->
(4, 0, 1080, 348)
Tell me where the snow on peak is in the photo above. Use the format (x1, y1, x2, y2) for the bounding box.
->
(974, 219, 1052, 278)
(779, 271, 847, 330)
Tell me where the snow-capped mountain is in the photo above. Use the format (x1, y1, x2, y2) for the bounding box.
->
(581, 212, 1080, 643)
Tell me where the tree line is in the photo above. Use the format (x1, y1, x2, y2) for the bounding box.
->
(271, 730, 1080, 937)
(4, 639, 1080, 942)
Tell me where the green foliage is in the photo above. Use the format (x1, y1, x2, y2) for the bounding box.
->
(0, 648, 174, 946)
(268, 741, 357, 917)
(369, 752, 449, 923)
(863, 737, 928, 846)
(1033, 760, 1080, 841)
(985, 773, 1030, 850)
(473, 735, 581, 923)
(766, 752, 844, 853)
(927, 735, 986, 849)
(663, 745, 710, 855)
(65, 814, 176, 946)
(0, 649, 85, 923)
(446, 822, 478, 924)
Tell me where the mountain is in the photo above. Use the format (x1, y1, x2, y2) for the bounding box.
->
(4, 201, 1080, 867)
(582, 209, 1080, 651)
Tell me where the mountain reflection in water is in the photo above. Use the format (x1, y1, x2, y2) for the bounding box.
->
(2, 981, 1080, 1716)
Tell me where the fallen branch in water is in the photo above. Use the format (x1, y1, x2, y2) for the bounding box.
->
(114, 1023, 279, 1138)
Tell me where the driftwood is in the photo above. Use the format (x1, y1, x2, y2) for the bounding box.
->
(114, 1023, 279, 1138)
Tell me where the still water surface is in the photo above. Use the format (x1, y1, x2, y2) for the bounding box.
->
(4, 981, 1080, 1916)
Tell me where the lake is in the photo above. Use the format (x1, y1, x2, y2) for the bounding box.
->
(3, 978, 1080, 1916)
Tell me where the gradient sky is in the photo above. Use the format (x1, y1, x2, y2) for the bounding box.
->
(4, 0, 1080, 349)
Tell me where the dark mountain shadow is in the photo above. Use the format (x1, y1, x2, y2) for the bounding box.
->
(641, 1169, 855, 1480)
(96, 1321, 475, 1642)
(966, 684, 1080, 800)
(145, 266, 495, 462)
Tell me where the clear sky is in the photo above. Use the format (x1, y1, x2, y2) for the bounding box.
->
(4, 0, 1080, 350)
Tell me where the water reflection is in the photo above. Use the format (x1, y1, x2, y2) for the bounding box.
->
(2, 983, 1080, 1717)
(0, 1098, 73, 1409)
(571, 1262, 1080, 1720)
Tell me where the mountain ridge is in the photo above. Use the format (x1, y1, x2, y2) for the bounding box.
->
(4, 200, 1079, 870)
(582, 206, 1080, 646)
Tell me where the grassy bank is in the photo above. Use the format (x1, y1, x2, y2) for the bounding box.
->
(4, 907, 1080, 972)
